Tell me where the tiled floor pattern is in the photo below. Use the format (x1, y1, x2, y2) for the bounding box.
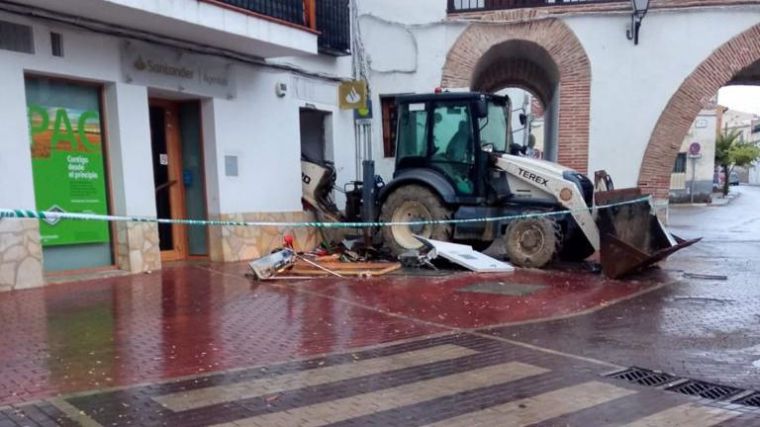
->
(3, 334, 757, 426)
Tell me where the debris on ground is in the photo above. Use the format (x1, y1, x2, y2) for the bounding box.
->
(249, 249, 296, 280)
(399, 249, 438, 270)
(248, 236, 401, 280)
(288, 259, 401, 278)
(683, 273, 728, 281)
(414, 236, 514, 273)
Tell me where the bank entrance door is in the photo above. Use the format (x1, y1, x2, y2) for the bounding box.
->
(149, 99, 208, 261)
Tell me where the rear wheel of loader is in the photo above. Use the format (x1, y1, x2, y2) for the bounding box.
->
(380, 185, 453, 256)
(504, 217, 561, 268)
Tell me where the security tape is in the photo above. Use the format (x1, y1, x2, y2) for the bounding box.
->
(0, 196, 651, 229)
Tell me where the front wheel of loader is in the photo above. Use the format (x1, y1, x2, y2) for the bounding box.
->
(380, 185, 453, 257)
(504, 217, 561, 268)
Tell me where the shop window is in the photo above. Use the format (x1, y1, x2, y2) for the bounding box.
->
(25, 77, 113, 272)
(673, 152, 687, 173)
(381, 96, 399, 158)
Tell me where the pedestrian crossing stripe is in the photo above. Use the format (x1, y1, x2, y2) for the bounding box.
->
(211, 362, 549, 427)
(154, 344, 478, 411)
(623, 403, 740, 427)
(425, 381, 635, 427)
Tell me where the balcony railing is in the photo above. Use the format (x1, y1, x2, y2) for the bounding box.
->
(316, 0, 351, 56)
(208, 0, 351, 56)
(448, 0, 624, 13)
(214, 0, 308, 26)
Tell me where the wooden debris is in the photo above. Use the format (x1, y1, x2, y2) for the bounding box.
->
(286, 260, 402, 278)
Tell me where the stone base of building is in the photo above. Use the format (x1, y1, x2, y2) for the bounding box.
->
(210, 211, 320, 263)
(115, 222, 162, 274)
(0, 219, 44, 291)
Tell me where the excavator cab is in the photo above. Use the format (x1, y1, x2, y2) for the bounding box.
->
(393, 92, 509, 200)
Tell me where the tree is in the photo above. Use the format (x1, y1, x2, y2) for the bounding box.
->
(715, 128, 760, 196)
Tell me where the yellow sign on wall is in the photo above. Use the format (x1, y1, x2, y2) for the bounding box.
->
(338, 80, 368, 110)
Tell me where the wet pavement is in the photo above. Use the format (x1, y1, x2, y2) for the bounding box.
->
(488, 185, 760, 391)
(0, 263, 663, 407)
(0, 187, 759, 425)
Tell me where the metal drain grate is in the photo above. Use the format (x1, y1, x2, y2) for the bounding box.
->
(667, 380, 744, 401)
(607, 367, 678, 387)
(733, 392, 760, 407)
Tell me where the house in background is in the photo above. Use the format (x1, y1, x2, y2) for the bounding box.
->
(748, 121, 760, 185)
(669, 101, 718, 203)
(721, 108, 760, 184)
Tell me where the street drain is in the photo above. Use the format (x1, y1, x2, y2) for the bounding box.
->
(607, 367, 678, 387)
(607, 367, 760, 407)
(666, 380, 744, 401)
(733, 392, 760, 407)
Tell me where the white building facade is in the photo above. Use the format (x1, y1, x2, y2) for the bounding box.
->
(0, 0, 355, 290)
(669, 106, 718, 203)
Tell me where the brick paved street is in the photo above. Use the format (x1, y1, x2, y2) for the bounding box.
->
(1, 188, 759, 425)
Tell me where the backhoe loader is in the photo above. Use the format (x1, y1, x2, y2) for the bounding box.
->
(302, 92, 698, 279)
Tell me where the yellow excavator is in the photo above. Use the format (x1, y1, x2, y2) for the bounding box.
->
(302, 92, 699, 279)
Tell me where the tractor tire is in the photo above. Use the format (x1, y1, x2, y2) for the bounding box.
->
(558, 227, 596, 262)
(503, 217, 561, 268)
(380, 185, 453, 257)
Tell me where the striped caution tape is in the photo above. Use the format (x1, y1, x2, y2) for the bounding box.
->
(0, 196, 651, 229)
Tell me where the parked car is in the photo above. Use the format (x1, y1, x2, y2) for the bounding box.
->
(730, 171, 741, 186)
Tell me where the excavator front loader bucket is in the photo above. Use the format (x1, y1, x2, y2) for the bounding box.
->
(595, 189, 700, 279)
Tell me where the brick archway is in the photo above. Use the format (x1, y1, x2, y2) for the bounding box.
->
(442, 19, 591, 172)
(639, 24, 760, 199)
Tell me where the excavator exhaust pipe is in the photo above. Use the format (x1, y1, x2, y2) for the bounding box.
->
(595, 188, 701, 279)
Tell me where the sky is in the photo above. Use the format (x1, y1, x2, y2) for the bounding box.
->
(718, 86, 760, 115)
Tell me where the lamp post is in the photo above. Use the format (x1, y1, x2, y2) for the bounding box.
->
(626, 0, 650, 45)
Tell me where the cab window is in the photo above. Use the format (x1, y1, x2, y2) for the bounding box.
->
(431, 103, 475, 195)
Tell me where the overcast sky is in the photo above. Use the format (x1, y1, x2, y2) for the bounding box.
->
(718, 86, 760, 115)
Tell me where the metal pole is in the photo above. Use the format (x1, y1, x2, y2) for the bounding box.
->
(354, 123, 361, 181)
(690, 157, 697, 204)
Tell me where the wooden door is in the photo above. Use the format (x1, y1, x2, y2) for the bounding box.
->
(149, 100, 188, 262)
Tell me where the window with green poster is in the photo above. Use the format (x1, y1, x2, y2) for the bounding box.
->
(26, 77, 114, 271)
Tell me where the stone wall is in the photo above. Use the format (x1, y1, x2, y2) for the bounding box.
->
(210, 211, 320, 263)
(115, 222, 161, 274)
(0, 219, 44, 291)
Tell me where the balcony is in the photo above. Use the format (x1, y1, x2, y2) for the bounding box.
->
(212, 0, 351, 56)
(447, 0, 623, 13)
(20, 0, 327, 58)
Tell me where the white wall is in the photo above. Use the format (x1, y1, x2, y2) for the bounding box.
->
(104, 83, 157, 216)
(356, 0, 466, 180)
(24, 0, 317, 58)
(206, 68, 356, 214)
(0, 10, 352, 217)
(564, 8, 760, 188)
(355, 4, 760, 188)
(0, 57, 36, 210)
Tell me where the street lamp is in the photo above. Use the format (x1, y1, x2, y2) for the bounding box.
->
(626, 0, 650, 45)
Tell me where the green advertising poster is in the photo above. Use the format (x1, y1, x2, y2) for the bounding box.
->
(26, 80, 111, 247)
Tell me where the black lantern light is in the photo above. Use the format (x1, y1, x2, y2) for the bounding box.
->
(627, 0, 650, 45)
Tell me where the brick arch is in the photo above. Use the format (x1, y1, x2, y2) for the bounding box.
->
(442, 19, 591, 172)
(639, 24, 760, 199)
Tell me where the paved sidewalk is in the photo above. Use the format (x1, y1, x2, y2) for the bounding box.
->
(1, 187, 759, 425)
(0, 261, 664, 407)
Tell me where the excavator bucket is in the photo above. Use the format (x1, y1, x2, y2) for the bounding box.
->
(595, 189, 700, 279)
